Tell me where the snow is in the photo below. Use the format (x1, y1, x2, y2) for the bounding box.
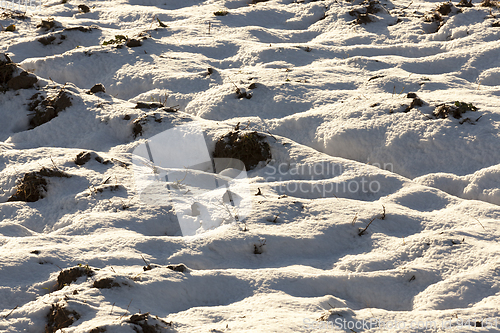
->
(1, 0, 500, 331)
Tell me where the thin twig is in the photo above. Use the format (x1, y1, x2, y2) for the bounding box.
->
(358, 217, 376, 236)
(3, 305, 18, 319)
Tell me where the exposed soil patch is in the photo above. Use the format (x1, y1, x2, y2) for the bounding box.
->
(0, 53, 38, 90)
(89, 83, 106, 94)
(93, 278, 120, 289)
(126, 39, 142, 47)
(349, 0, 381, 24)
(131, 109, 180, 138)
(213, 130, 271, 171)
(8, 168, 70, 203)
(135, 102, 165, 109)
(28, 90, 72, 129)
(75, 151, 92, 165)
(167, 264, 188, 273)
(404, 93, 425, 112)
(56, 265, 94, 291)
(64, 25, 97, 33)
(45, 304, 80, 333)
(38, 19, 57, 31)
(78, 4, 91, 13)
(128, 313, 172, 333)
(424, 2, 460, 33)
(433, 101, 478, 119)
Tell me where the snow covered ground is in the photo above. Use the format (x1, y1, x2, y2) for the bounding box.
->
(1, 0, 500, 331)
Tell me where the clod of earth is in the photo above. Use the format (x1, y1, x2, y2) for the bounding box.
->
(45, 304, 80, 333)
(8, 167, 71, 203)
(89, 83, 106, 94)
(126, 38, 142, 47)
(63, 25, 96, 32)
(5, 24, 15, 32)
(436, 2, 452, 15)
(56, 265, 94, 291)
(0, 53, 38, 90)
(127, 313, 172, 333)
(78, 4, 90, 13)
(433, 101, 478, 119)
(38, 34, 67, 46)
(38, 36, 56, 45)
(28, 90, 72, 129)
(75, 151, 92, 165)
(135, 102, 164, 109)
(493, 21, 500, 27)
(167, 263, 188, 273)
(350, 0, 381, 24)
(38, 19, 55, 31)
(404, 93, 425, 112)
(93, 278, 120, 289)
(213, 130, 271, 171)
(7, 72, 38, 90)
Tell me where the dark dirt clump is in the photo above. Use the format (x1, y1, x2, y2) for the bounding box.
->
(45, 303, 80, 333)
(93, 278, 120, 289)
(167, 264, 188, 273)
(436, 2, 452, 15)
(56, 265, 94, 291)
(0, 53, 38, 90)
(404, 93, 425, 112)
(213, 130, 271, 171)
(8, 167, 70, 202)
(433, 101, 478, 119)
(78, 4, 90, 13)
(7, 72, 38, 90)
(349, 0, 381, 24)
(64, 25, 96, 32)
(128, 313, 172, 333)
(75, 151, 92, 165)
(89, 83, 106, 94)
(126, 39, 142, 47)
(38, 19, 55, 31)
(28, 90, 72, 129)
(135, 102, 164, 109)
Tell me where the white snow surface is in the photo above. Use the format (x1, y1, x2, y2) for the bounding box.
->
(1, 0, 500, 332)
